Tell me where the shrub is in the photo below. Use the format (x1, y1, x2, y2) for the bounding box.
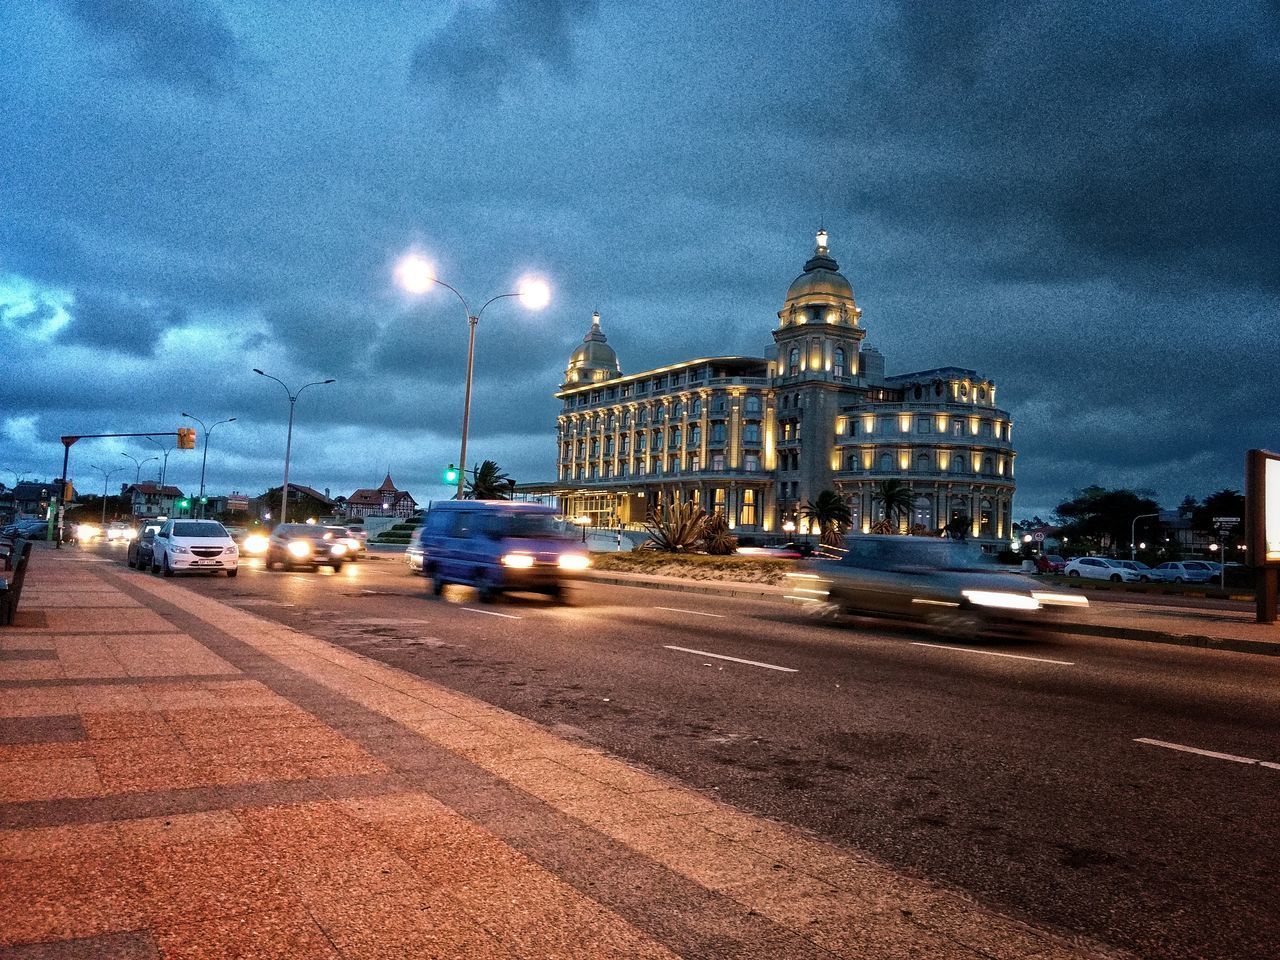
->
(643, 501, 706, 552)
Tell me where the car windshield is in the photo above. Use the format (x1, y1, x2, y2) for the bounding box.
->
(838, 539, 996, 571)
(281, 524, 333, 537)
(499, 513, 571, 539)
(172, 521, 227, 538)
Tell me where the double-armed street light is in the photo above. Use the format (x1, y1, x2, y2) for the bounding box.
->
(182, 413, 237, 517)
(253, 370, 335, 525)
(395, 252, 551, 500)
(143, 436, 175, 489)
(88, 463, 124, 527)
(120, 453, 159, 486)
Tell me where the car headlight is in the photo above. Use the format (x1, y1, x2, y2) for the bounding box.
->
(225, 545, 238, 555)
(1030, 591, 1089, 608)
(330, 543, 348, 556)
(244, 534, 269, 555)
(287, 541, 311, 558)
(501, 553, 535, 568)
(76, 524, 100, 539)
(123, 529, 137, 539)
(341, 537, 360, 550)
(961, 590, 1041, 610)
(558, 553, 590, 571)
(172, 545, 191, 554)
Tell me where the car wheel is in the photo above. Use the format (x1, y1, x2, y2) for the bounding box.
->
(929, 610, 983, 640)
(1174, 576, 1184, 583)
(1109, 574, 1122, 582)
(1140, 575, 1150, 582)
(162, 556, 174, 577)
(226, 568, 238, 578)
(475, 569, 499, 603)
(1067, 570, 1080, 578)
(331, 561, 344, 572)
(126, 554, 136, 569)
(429, 570, 445, 596)
(151, 556, 161, 575)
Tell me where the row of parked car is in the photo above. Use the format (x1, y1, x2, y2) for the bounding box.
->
(1056, 555, 1228, 584)
(123, 519, 368, 576)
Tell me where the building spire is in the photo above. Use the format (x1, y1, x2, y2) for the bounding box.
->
(815, 226, 829, 256)
(591, 309, 601, 328)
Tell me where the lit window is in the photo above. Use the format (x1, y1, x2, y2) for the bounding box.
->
(788, 347, 800, 376)
(833, 348, 845, 378)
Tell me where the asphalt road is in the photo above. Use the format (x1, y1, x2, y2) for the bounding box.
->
(88, 542, 1280, 960)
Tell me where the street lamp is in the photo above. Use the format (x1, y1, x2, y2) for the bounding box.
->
(143, 436, 175, 488)
(120, 453, 158, 486)
(182, 413, 237, 517)
(395, 252, 550, 499)
(88, 463, 124, 527)
(253, 370, 335, 525)
(574, 514, 591, 543)
(1130, 512, 1159, 560)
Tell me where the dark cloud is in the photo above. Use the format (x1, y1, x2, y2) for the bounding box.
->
(411, 0, 597, 96)
(62, 292, 184, 356)
(56, 0, 251, 96)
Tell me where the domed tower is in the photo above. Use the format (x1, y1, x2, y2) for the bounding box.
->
(563, 311, 621, 387)
(773, 229, 866, 384)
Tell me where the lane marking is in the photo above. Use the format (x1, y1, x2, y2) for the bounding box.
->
(910, 642, 1074, 666)
(1135, 738, 1280, 770)
(654, 607, 726, 619)
(663, 645, 797, 673)
(461, 607, 522, 620)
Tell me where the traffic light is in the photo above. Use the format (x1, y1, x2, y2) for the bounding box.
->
(177, 427, 196, 449)
(443, 464, 460, 484)
(177, 498, 190, 510)
(199, 496, 208, 504)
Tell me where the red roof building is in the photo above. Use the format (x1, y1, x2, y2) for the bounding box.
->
(344, 473, 417, 519)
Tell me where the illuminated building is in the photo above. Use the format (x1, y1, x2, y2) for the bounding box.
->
(551, 231, 1016, 546)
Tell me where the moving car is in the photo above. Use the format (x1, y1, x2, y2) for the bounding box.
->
(104, 521, 136, 542)
(1063, 556, 1142, 582)
(151, 519, 239, 577)
(1152, 561, 1214, 584)
(127, 521, 164, 569)
(409, 501, 589, 601)
(793, 536, 1087, 638)
(265, 523, 348, 571)
(324, 525, 366, 559)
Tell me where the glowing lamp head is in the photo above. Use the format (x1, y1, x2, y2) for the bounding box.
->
(518, 276, 551, 311)
(816, 228, 828, 251)
(396, 253, 436, 294)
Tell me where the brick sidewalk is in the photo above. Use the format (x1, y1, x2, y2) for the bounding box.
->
(0, 550, 1115, 959)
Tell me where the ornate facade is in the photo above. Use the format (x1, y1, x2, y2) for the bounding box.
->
(551, 231, 1016, 548)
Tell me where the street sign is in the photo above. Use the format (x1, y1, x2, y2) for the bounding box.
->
(1213, 516, 1240, 525)
(1033, 532, 1045, 542)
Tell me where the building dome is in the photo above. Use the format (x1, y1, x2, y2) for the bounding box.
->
(563, 311, 621, 385)
(778, 229, 861, 327)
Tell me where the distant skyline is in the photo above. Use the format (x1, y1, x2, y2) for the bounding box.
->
(1, 0, 1276, 519)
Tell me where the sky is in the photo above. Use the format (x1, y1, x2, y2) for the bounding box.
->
(0, 0, 1276, 518)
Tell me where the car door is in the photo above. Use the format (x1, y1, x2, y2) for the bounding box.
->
(154, 521, 173, 565)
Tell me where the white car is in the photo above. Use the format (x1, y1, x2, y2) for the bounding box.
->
(1152, 561, 1214, 584)
(104, 522, 137, 542)
(1063, 556, 1142, 582)
(1115, 560, 1170, 582)
(151, 519, 239, 577)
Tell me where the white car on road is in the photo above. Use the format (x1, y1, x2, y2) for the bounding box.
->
(151, 519, 239, 577)
(1063, 556, 1142, 582)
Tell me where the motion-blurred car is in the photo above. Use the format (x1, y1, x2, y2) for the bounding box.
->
(104, 521, 136, 542)
(324, 525, 366, 559)
(409, 501, 588, 601)
(792, 536, 1087, 638)
(265, 523, 348, 571)
(127, 521, 164, 569)
(1152, 561, 1214, 584)
(151, 519, 239, 577)
(736, 545, 803, 558)
(1063, 556, 1142, 582)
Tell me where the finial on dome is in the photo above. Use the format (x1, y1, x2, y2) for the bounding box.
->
(815, 227, 829, 255)
(591, 310, 601, 327)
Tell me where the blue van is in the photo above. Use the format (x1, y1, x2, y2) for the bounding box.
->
(408, 501, 590, 601)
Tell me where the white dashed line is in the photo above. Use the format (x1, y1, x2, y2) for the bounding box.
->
(654, 607, 726, 619)
(663, 645, 797, 673)
(461, 607, 522, 620)
(1135, 738, 1280, 770)
(909, 642, 1074, 665)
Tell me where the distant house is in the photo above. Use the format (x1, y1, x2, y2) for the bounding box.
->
(256, 485, 336, 523)
(124, 483, 184, 518)
(6, 480, 72, 520)
(344, 474, 418, 519)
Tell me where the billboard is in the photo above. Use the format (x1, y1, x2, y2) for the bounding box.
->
(1246, 449, 1280, 568)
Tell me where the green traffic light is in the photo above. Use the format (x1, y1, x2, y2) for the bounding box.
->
(443, 465, 459, 484)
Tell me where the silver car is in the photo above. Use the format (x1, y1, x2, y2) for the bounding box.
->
(791, 536, 1087, 638)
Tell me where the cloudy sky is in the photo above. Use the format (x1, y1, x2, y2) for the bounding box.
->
(1, 0, 1275, 517)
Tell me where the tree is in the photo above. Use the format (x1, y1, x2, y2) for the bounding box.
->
(643, 501, 706, 552)
(1054, 486, 1161, 551)
(802, 490, 853, 547)
(872, 479, 914, 534)
(465, 460, 513, 500)
(944, 514, 970, 541)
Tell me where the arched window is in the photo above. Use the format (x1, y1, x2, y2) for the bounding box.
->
(670, 427, 681, 449)
(743, 423, 761, 444)
(916, 452, 931, 472)
(788, 347, 800, 376)
(745, 395, 762, 414)
(691, 397, 702, 416)
(672, 400, 683, 418)
(951, 455, 965, 473)
(983, 456, 994, 475)
(833, 348, 846, 378)
(879, 453, 893, 473)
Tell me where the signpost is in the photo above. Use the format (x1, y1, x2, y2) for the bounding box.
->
(1245, 450, 1279, 623)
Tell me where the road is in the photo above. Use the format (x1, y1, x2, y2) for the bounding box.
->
(87, 542, 1280, 960)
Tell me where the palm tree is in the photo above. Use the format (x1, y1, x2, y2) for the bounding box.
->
(644, 500, 707, 552)
(801, 490, 853, 547)
(872, 478, 914, 534)
(465, 460, 513, 500)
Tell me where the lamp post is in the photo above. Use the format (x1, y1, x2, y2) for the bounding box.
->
(395, 253, 550, 499)
(88, 463, 124, 527)
(253, 370, 335, 525)
(1130, 512, 1159, 560)
(120, 453, 159, 486)
(143, 437, 174, 489)
(182, 413, 237, 517)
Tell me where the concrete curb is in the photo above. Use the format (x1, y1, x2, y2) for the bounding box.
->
(585, 572, 1280, 658)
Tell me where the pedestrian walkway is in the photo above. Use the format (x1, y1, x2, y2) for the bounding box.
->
(1, 549, 1112, 959)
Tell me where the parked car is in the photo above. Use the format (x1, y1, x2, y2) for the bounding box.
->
(3, 520, 48, 540)
(127, 521, 164, 569)
(794, 536, 1087, 638)
(1063, 556, 1142, 582)
(1115, 560, 1170, 582)
(1034, 554, 1067, 574)
(150, 519, 239, 577)
(409, 501, 589, 601)
(1152, 561, 1214, 584)
(265, 523, 348, 572)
